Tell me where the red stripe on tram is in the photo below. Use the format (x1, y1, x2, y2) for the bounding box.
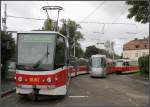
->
(16, 69, 68, 87)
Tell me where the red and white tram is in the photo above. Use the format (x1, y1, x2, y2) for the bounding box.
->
(77, 58, 89, 75)
(15, 31, 70, 99)
(69, 57, 89, 77)
(111, 59, 139, 74)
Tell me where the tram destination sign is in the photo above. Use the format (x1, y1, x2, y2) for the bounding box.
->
(20, 34, 53, 43)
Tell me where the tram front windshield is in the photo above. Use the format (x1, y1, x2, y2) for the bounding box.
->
(92, 57, 105, 68)
(17, 33, 55, 71)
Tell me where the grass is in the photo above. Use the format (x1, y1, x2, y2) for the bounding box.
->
(130, 70, 149, 81)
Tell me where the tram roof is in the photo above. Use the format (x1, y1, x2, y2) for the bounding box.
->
(17, 31, 66, 38)
(114, 59, 132, 62)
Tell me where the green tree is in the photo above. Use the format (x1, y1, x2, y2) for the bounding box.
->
(84, 45, 99, 58)
(59, 19, 84, 57)
(59, 19, 67, 36)
(84, 45, 120, 59)
(1, 31, 16, 79)
(42, 18, 55, 31)
(75, 43, 84, 58)
(126, 1, 149, 23)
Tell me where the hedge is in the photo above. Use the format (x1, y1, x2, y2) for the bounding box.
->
(138, 55, 149, 74)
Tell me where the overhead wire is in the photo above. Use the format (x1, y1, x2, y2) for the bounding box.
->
(81, 1, 105, 21)
(138, 26, 149, 33)
(78, 21, 136, 25)
(104, 5, 129, 33)
(7, 15, 45, 20)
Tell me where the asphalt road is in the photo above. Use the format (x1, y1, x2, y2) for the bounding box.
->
(1, 74, 149, 106)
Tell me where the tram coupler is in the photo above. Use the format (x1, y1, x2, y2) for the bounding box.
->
(31, 87, 40, 101)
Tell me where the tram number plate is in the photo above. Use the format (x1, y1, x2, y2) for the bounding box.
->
(29, 78, 40, 82)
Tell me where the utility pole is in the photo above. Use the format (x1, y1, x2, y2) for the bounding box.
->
(74, 38, 76, 57)
(56, 9, 60, 31)
(111, 41, 115, 60)
(2, 4, 7, 31)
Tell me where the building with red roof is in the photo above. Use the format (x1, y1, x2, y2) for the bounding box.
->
(123, 37, 149, 60)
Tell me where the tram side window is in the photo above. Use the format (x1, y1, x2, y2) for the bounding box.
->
(112, 62, 116, 66)
(101, 58, 106, 68)
(54, 35, 66, 69)
(123, 62, 129, 66)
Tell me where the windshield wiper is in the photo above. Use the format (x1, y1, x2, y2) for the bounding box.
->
(33, 44, 49, 69)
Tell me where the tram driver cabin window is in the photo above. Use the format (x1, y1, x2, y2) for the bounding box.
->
(54, 35, 66, 69)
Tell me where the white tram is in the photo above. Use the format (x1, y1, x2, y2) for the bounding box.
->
(89, 54, 107, 77)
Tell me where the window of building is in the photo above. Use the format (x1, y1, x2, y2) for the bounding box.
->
(135, 45, 139, 48)
(135, 53, 138, 57)
(145, 45, 147, 48)
(142, 52, 146, 56)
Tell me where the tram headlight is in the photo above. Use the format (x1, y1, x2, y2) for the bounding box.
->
(47, 77, 51, 83)
(55, 75, 58, 81)
(18, 76, 23, 82)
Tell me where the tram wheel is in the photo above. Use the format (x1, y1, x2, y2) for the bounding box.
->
(116, 71, 122, 74)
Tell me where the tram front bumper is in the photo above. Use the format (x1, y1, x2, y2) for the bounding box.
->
(90, 71, 106, 77)
(16, 85, 67, 95)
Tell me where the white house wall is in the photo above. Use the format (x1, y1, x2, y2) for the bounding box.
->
(123, 49, 149, 61)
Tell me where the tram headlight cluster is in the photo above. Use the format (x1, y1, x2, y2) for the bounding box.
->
(47, 77, 51, 83)
(18, 76, 23, 82)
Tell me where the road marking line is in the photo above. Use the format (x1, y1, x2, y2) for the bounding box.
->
(68, 95, 88, 98)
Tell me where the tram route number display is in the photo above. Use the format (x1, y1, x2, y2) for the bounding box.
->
(20, 34, 53, 43)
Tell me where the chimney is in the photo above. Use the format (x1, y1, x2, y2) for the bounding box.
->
(134, 38, 138, 40)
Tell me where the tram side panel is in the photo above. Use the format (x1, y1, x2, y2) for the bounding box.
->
(77, 58, 89, 75)
(111, 59, 139, 74)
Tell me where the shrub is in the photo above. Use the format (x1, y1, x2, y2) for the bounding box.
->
(138, 55, 149, 74)
(1, 31, 16, 79)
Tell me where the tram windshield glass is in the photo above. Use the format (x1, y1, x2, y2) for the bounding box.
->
(92, 57, 106, 68)
(116, 61, 124, 66)
(17, 33, 55, 71)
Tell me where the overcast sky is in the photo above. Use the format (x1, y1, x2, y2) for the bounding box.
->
(1, 1, 149, 55)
